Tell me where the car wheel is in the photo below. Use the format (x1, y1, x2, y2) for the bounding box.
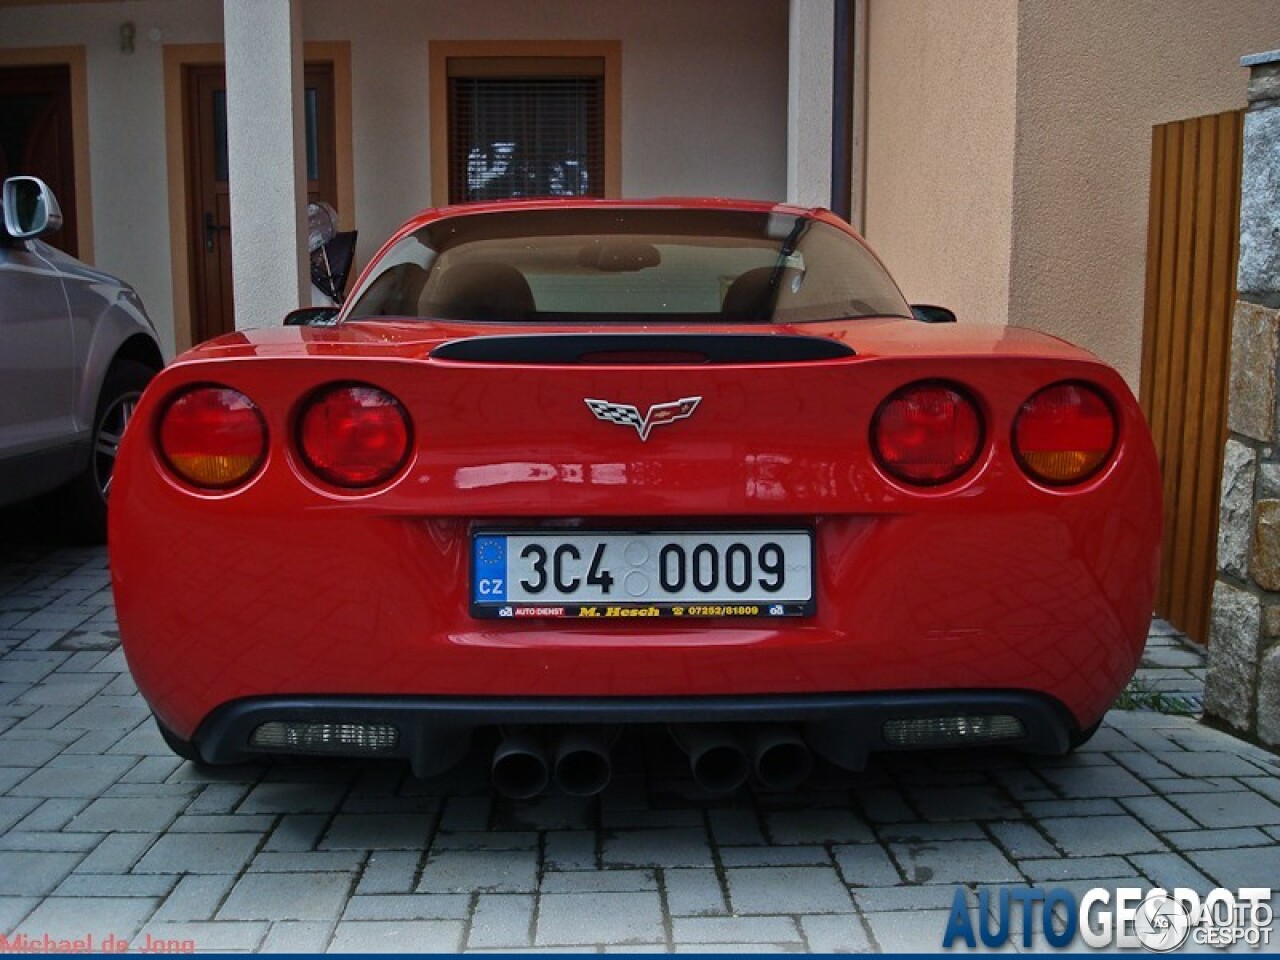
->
(61, 359, 156, 542)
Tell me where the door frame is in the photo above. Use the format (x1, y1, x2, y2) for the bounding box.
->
(0, 46, 92, 262)
(163, 41, 354, 353)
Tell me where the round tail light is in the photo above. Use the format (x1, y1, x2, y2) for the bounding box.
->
(1014, 382, 1117, 485)
(872, 381, 983, 485)
(158, 386, 267, 490)
(297, 383, 411, 488)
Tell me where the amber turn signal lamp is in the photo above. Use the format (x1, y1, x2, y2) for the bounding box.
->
(296, 383, 411, 489)
(871, 381, 983, 486)
(1013, 382, 1117, 485)
(157, 386, 267, 490)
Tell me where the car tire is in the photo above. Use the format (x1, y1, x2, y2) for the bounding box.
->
(154, 714, 204, 764)
(60, 359, 156, 542)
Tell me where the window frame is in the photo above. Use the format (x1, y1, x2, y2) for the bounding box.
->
(428, 41, 621, 207)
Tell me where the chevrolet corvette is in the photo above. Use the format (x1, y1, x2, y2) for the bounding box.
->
(110, 199, 1161, 797)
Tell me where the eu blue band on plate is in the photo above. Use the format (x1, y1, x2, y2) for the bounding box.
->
(473, 535, 508, 602)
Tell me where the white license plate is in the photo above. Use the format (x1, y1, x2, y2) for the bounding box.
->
(471, 530, 814, 619)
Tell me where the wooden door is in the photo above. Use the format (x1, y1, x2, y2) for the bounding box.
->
(1140, 109, 1244, 643)
(184, 62, 338, 344)
(0, 64, 77, 257)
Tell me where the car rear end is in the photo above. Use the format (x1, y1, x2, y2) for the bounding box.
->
(110, 328, 1158, 786)
(109, 202, 1161, 794)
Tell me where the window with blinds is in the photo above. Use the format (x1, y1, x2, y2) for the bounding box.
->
(447, 57, 605, 204)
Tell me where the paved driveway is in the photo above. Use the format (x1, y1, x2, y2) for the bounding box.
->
(1, 535, 1278, 953)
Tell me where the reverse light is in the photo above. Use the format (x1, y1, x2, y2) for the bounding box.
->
(871, 381, 983, 485)
(1014, 382, 1117, 485)
(157, 386, 267, 490)
(883, 714, 1025, 747)
(250, 721, 399, 754)
(297, 383, 411, 488)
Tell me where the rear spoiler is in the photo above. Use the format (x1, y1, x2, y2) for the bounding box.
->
(429, 332, 855, 365)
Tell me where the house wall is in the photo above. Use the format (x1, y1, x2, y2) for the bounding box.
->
(0, 0, 789, 356)
(1010, 0, 1272, 387)
(861, 0, 1019, 326)
(862, 0, 1271, 387)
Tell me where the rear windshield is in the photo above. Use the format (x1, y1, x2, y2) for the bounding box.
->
(343, 207, 910, 324)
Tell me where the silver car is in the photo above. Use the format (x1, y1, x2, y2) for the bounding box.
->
(1, 176, 163, 540)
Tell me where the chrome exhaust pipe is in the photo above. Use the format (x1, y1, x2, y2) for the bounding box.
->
(491, 730, 550, 799)
(752, 726, 813, 789)
(673, 725, 750, 793)
(553, 728, 613, 796)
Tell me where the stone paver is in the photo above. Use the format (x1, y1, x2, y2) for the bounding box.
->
(0, 532, 1276, 952)
(133, 832, 261, 875)
(219, 872, 354, 922)
(537, 891, 664, 947)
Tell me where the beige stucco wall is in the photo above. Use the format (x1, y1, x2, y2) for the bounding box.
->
(1010, 0, 1273, 387)
(0, 0, 788, 355)
(862, 0, 1019, 325)
(863, 0, 1273, 388)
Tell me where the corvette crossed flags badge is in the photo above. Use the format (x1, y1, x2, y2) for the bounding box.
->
(584, 396, 702, 441)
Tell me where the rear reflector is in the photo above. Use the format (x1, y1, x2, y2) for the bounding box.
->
(871, 382, 983, 485)
(883, 714, 1025, 747)
(157, 386, 267, 490)
(297, 383, 411, 488)
(250, 721, 399, 754)
(1013, 382, 1116, 485)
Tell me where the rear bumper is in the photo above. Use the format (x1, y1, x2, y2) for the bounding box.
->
(192, 689, 1078, 773)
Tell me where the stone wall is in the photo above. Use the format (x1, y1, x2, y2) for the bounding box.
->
(1206, 50, 1280, 747)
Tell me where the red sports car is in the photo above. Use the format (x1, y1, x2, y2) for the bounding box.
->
(110, 199, 1161, 797)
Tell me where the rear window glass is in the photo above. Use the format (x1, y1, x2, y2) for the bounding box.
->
(343, 207, 910, 324)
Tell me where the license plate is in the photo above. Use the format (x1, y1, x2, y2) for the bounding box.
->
(471, 530, 814, 619)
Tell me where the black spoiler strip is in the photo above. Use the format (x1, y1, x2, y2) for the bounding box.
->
(429, 332, 855, 365)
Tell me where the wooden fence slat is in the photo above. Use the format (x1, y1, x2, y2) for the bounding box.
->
(1151, 124, 1184, 615)
(1143, 109, 1244, 643)
(1158, 120, 1200, 623)
(1170, 114, 1219, 629)
(1140, 125, 1167, 417)
(1186, 111, 1244, 639)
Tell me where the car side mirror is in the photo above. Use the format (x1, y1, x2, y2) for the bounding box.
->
(2, 176, 63, 240)
(284, 306, 340, 326)
(910, 304, 957, 324)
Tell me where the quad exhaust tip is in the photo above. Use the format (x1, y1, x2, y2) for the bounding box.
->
(553, 728, 613, 797)
(752, 726, 814, 790)
(492, 728, 615, 799)
(675, 726, 751, 793)
(491, 731, 550, 799)
(676, 724, 814, 793)
(492, 724, 816, 799)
